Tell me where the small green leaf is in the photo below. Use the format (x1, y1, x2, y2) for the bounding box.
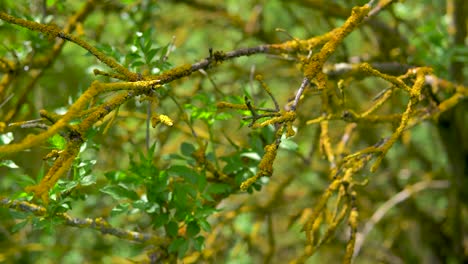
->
(132, 200, 147, 211)
(111, 203, 129, 217)
(145, 48, 159, 63)
(186, 221, 200, 237)
(153, 212, 169, 228)
(280, 138, 298, 151)
(174, 208, 188, 222)
(198, 218, 211, 232)
(100, 184, 139, 200)
(48, 134, 66, 150)
(104, 171, 129, 183)
(177, 239, 189, 258)
(193, 236, 205, 251)
(166, 221, 179, 237)
(11, 220, 29, 233)
(168, 165, 199, 184)
(240, 152, 261, 161)
(168, 237, 190, 259)
(0, 160, 19, 169)
(126, 52, 141, 61)
(206, 183, 231, 195)
(80, 175, 96, 186)
(168, 237, 185, 254)
(59, 180, 78, 193)
(181, 142, 196, 157)
(159, 43, 170, 60)
(9, 210, 29, 220)
(130, 60, 145, 67)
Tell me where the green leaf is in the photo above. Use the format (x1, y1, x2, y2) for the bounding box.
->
(159, 43, 170, 60)
(97, 43, 114, 54)
(174, 208, 188, 222)
(166, 221, 179, 237)
(0, 160, 19, 169)
(80, 174, 96, 186)
(240, 152, 261, 161)
(280, 138, 298, 151)
(100, 184, 139, 200)
(11, 191, 33, 200)
(104, 171, 130, 183)
(147, 170, 169, 194)
(168, 165, 199, 184)
(9, 210, 29, 220)
(11, 220, 29, 233)
(186, 221, 200, 237)
(59, 180, 78, 193)
(181, 142, 196, 157)
(177, 239, 189, 258)
(145, 48, 159, 63)
(153, 212, 169, 228)
(48, 134, 66, 150)
(193, 236, 205, 251)
(206, 183, 231, 195)
(198, 218, 211, 232)
(126, 52, 141, 62)
(168, 237, 183, 253)
(168, 237, 190, 259)
(111, 203, 129, 217)
(132, 199, 147, 211)
(130, 60, 145, 67)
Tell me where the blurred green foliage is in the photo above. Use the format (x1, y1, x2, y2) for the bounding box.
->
(0, 0, 466, 263)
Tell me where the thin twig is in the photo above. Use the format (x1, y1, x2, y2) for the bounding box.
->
(291, 50, 313, 111)
(291, 77, 309, 111)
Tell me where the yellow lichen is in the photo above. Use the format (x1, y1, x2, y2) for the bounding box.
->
(240, 142, 279, 191)
(151, 114, 174, 127)
(343, 207, 359, 264)
(252, 111, 296, 128)
(216, 101, 248, 110)
(152, 63, 193, 83)
(258, 143, 278, 176)
(303, 6, 369, 80)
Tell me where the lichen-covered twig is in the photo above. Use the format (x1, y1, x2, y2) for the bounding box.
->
(0, 197, 168, 245)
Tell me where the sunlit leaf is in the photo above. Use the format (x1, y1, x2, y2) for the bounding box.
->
(0, 160, 19, 169)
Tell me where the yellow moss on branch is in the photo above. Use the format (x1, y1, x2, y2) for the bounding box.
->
(343, 207, 358, 264)
(251, 111, 296, 128)
(436, 92, 466, 116)
(303, 179, 342, 243)
(358, 63, 412, 92)
(151, 63, 193, 83)
(371, 67, 432, 172)
(258, 143, 279, 176)
(269, 28, 338, 53)
(0, 84, 98, 154)
(240, 142, 279, 191)
(25, 137, 82, 204)
(216, 101, 249, 110)
(93, 79, 161, 93)
(320, 121, 336, 170)
(303, 6, 370, 80)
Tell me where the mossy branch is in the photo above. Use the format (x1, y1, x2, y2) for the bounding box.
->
(0, 12, 139, 81)
(0, 197, 168, 245)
